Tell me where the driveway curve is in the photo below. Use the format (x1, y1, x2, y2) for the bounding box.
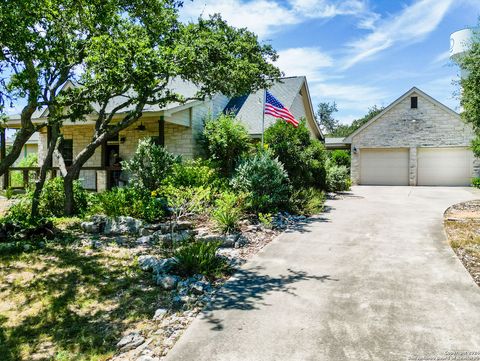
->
(165, 187, 480, 361)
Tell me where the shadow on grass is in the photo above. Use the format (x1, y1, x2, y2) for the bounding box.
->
(201, 267, 338, 331)
(0, 245, 163, 361)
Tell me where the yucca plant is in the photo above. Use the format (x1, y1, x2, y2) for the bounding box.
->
(172, 240, 228, 279)
(211, 191, 243, 233)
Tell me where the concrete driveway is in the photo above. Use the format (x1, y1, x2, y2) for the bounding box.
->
(166, 187, 480, 361)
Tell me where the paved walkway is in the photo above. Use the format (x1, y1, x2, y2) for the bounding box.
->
(166, 187, 480, 361)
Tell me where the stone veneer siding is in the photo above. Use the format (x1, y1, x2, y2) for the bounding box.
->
(350, 91, 480, 185)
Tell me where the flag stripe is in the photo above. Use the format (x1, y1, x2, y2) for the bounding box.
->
(263, 91, 299, 128)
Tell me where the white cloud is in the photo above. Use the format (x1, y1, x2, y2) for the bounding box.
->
(180, 0, 376, 38)
(342, 0, 454, 69)
(432, 50, 451, 64)
(276, 47, 333, 80)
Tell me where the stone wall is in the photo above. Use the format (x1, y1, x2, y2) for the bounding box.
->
(350, 91, 479, 185)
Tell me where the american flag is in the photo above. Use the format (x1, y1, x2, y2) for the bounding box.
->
(264, 91, 299, 127)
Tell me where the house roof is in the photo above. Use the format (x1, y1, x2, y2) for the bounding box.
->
(6, 132, 39, 145)
(344, 87, 460, 142)
(6, 78, 203, 122)
(224, 76, 323, 139)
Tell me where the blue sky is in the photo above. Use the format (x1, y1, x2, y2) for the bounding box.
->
(182, 0, 480, 123)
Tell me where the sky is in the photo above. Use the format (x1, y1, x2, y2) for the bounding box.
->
(180, 0, 480, 124)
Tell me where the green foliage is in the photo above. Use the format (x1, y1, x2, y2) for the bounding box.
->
(156, 185, 211, 220)
(329, 150, 351, 169)
(258, 212, 273, 228)
(472, 177, 480, 188)
(231, 152, 289, 212)
(165, 159, 226, 189)
(326, 163, 351, 192)
(288, 188, 325, 216)
(327, 105, 384, 137)
(172, 240, 228, 279)
(10, 153, 38, 188)
(455, 29, 480, 140)
(201, 114, 252, 176)
(38, 177, 89, 217)
(316, 101, 338, 134)
(264, 119, 327, 189)
(122, 138, 179, 191)
(95, 187, 165, 223)
(211, 191, 243, 233)
(2, 196, 34, 229)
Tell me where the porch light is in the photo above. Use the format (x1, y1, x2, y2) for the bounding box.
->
(135, 122, 146, 131)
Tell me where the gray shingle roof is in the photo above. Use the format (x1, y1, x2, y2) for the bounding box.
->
(224, 77, 306, 135)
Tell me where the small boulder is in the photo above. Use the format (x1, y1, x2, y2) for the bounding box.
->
(222, 234, 239, 248)
(136, 235, 153, 246)
(81, 221, 99, 234)
(190, 282, 205, 295)
(104, 216, 143, 235)
(235, 234, 248, 248)
(156, 274, 179, 290)
(138, 255, 161, 272)
(153, 308, 168, 320)
(136, 356, 161, 361)
(117, 332, 145, 351)
(155, 230, 193, 244)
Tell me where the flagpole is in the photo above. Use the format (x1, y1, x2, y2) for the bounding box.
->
(261, 88, 266, 148)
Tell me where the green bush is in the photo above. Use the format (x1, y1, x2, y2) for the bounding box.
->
(122, 138, 179, 191)
(156, 185, 212, 220)
(326, 162, 351, 192)
(211, 191, 243, 233)
(472, 177, 480, 188)
(289, 187, 325, 215)
(264, 119, 327, 189)
(172, 240, 228, 279)
(329, 150, 350, 169)
(258, 212, 273, 228)
(10, 153, 38, 188)
(165, 159, 226, 189)
(39, 177, 89, 217)
(231, 152, 290, 213)
(2, 196, 34, 228)
(96, 187, 166, 222)
(201, 113, 252, 176)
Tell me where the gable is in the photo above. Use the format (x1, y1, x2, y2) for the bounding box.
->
(349, 89, 474, 148)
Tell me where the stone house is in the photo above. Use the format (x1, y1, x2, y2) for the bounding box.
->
(5, 76, 321, 191)
(342, 87, 479, 186)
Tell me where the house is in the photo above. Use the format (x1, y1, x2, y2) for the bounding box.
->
(6, 132, 39, 165)
(342, 87, 479, 186)
(4, 76, 321, 191)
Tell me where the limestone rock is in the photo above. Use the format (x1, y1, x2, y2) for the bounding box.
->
(116, 332, 145, 351)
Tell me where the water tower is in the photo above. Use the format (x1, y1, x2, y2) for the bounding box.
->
(450, 28, 476, 76)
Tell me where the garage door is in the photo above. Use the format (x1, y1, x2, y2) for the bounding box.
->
(360, 148, 409, 185)
(417, 147, 473, 186)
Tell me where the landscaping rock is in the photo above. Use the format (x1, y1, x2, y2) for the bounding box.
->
(117, 332, 145, 351)
(156, 275, 180, 290)
(136, 235, 153, 246)
(153, 308, 168, 320)
(104, 216, 143, 235)
(235, 234, 248, 248)
(81, 221, 99, 234)
(154, 230, 193, 244)
(138, 255, 176, 274)
(136, 356, 160, 361)
(197, 234, 237, 248)
(190, 282, 206, 295)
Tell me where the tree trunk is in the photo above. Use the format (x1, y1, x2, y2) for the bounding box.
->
(63, 173, 77, 216)
(31, 125, 61, 219)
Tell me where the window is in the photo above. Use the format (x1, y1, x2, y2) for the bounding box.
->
(411, 96, 418, 109)
(61, 139, 73, 167)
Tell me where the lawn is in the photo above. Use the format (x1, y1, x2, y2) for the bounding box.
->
(0, 229, 167, 361)
(444, 200, 480, 287)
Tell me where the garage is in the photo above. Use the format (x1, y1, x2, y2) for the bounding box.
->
(360, 148, 409, 185)
(417, 147, 473, 186)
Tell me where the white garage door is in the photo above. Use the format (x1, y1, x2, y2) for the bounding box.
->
(417, 147, 473, 186)
(360, 148, 409, 185)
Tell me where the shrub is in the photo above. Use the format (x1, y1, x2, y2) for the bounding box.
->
(122, 138, 179, 191)
(96, 187, 166, 222)
(156, 185, 212, 220)
(211, 191, 243, 233)
(289, 187, 325, 215)
(329, 150, 350, 169)
(201, 114, 252, 176)
(172, 240, 228, 279)
(258, 212, 273, 228)
(10, 153, 38, 188)
(326, 162, 351, 192)
(165, 159, 226, 189)
(231, 152, 290, 212)
(472, 177, 480, 188)
(264, 119, 327, 189)
(2, 196, 34, 228)
(39, 177, 89, 217)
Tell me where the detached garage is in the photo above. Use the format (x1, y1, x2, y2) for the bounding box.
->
(345, 87, 480, 186)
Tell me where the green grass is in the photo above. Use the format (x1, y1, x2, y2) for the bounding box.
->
(0, 237, 167, 361)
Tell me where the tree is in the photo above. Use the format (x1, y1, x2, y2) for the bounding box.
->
(316, 102, 339, 134)
(454, 27, 480, 156)
(7, 2, 281, 215)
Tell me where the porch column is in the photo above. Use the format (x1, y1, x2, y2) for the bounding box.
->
(409, 147, 417, 186)
(0, 128, 7, 189)
(158, 115, 165, 147)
